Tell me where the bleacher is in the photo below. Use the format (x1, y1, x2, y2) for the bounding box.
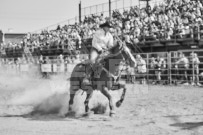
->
(1, 0, 203, 58)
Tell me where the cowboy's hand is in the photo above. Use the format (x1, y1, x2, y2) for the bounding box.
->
(98, 49, 103, 54)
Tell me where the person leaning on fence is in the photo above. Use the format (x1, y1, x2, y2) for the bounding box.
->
(41, 56, 51, 78)
(189, 53, 201, 86)
(74, 54, 81, 64)
(150, 57, 157, 84)
(126, 61, 134, 83)
(135, 54, 147, 84)
(175, 53, 189, 84)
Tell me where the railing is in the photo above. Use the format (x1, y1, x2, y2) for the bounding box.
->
(0, 50, 203, 86)
(128, 50, 203, 85)
(32, 17, 78, 34)
(81, 0, 163, 19)
(32, 0, 164, 33)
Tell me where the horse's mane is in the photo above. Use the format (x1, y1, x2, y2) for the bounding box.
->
(102, 43, 123, 73)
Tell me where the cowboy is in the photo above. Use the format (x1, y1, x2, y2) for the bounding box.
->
(83, 21, 114, 84)
(90, 21, 114, 64)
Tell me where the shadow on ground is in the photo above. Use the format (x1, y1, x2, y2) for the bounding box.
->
(170, 122, 203, 130)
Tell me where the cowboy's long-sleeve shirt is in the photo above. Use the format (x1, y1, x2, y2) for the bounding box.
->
(92, 29, 114, 52)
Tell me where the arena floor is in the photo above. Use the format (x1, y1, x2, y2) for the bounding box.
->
(0, 75, 203, 135)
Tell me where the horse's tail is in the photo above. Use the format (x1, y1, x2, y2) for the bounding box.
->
(69, 62, 87, 81)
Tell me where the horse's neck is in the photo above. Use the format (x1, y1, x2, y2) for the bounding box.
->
(103, 55, 122, 75)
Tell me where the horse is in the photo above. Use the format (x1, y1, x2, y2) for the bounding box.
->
(68, 39, 137, 117)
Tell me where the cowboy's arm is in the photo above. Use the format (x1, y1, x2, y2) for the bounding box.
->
(92, 35, 103, 52)
(196, 58, 200, 65)
(107, 34, 114, 49)
(143, 60, 146, 66)
(175, 58, 181, 64)
(162, 60, 166, 68)
(77, 34, 81, 45)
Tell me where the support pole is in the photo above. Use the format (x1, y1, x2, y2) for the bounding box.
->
(79, 1, 82, 23)
(109, 0, 111, 19)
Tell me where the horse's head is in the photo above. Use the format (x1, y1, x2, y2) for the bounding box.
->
(110, 38, 137, 67)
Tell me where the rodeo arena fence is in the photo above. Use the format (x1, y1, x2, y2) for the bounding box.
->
(0, 50, 202, 86)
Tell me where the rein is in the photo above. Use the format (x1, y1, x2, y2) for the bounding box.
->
(100, 37, 126, 83)
(102, 41, 124, 59)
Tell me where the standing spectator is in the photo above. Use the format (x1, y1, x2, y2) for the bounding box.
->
(136, 55, 147, 84)
(150, 57, 157, 84)
(74, 54, 81, 64)
(41, 56, 51, 78)
(189, 53, 201, 86)
(57, 54, 65, 73)
(154, 56, 166, 84)
(126, 61, 134, 84)
(176, 53, 189, 84)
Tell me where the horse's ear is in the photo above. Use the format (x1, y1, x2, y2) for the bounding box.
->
(130, 59, 137, 67)
(118, 41, 123, 49)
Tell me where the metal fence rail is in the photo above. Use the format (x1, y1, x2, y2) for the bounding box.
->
(81, 0, 163, 18)
(0, 50, 203, 85)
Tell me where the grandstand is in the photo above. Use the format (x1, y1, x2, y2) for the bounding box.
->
(1, 0, 203, 57)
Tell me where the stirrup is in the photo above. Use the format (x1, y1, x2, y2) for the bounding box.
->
(82, 77, 91, 85)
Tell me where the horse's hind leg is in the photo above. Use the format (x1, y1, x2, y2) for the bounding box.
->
(101, 86, 115, 117)
(115, 84, 126, 108)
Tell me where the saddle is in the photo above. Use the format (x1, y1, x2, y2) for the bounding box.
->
(92, 62, 103, 78)
(92, 51, 110, 78)
(82, 55, 107, 79)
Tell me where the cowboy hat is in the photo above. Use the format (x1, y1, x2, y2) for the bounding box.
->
(99, 22, 112, 28)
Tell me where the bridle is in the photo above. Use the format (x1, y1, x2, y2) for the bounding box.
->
(101, 36, 130, 83)
(103, 36, 125, 60)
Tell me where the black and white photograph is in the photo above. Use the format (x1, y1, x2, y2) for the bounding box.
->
(0, 0, 203, 134)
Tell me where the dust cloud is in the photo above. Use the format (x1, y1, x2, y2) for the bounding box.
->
(0, 68, 121, 117)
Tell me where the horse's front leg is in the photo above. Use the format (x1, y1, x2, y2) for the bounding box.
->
(84, 88, 93, 114)
(68, 88, 76, 112)
(101, 86, 115, 117)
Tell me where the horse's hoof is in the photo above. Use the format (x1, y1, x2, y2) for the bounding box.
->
(83, 111, 94, 117)
(65, 111, 76, 117)
(109, 111, 116, 117)
(58, 112, 67, 118)
(68, 105, 73, 112)
(116, 101, 122, 108)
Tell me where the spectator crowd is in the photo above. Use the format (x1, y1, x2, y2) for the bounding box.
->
(1, 0, 203, 56)
(0, 51, 202, 86)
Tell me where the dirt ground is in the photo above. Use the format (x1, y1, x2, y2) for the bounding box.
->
(0, 75, 203, 135)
